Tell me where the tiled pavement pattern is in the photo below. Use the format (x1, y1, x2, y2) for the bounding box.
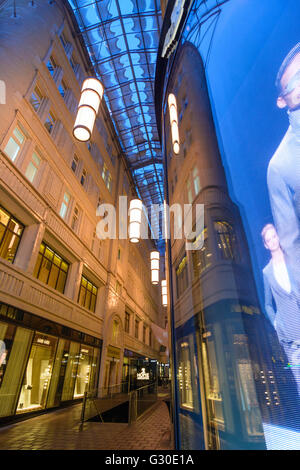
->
(0, 399, 173, 450)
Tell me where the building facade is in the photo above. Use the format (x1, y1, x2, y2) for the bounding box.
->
(0, 0, 165, 421)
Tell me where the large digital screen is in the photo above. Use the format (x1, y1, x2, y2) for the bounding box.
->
(195, 0, 300, 449)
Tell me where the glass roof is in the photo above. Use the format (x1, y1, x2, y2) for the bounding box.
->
(68, 0, 164, 251)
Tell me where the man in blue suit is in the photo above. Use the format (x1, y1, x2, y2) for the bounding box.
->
(267, 42, 300, 291)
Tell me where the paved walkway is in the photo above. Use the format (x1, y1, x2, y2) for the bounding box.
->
(0, 396, 173, 450)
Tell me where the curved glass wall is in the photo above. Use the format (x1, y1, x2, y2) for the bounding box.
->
(161, 0, 300, 450)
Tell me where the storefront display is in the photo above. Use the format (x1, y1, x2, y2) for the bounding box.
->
(0, 302, 102, 420)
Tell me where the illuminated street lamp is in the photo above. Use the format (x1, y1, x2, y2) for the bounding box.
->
(168, 93, 180, 154)
(161, 279, 168, 307)
(150, 251, 160, 285)
(129, 198, 143, 243)
(73, 77, 104, 142)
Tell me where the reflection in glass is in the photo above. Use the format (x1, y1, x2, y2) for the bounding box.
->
(214, 221, 237, 260)
(192, 228, 212, 278)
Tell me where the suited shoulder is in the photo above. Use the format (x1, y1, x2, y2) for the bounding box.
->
(263, 259, 272, 277)
(268, 126, 292, 175)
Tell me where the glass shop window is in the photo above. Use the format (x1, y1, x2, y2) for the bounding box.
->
(192, 227, 212, 278)
(4, 126, 26, 162)
(178, 341, 194, 410)
(16, 332, 57, 413)
(33, 242, 69, 294)
(176, 252, 188, 298)
(25, 151, 41, 184)
(78, 275, 98, 312)
(73, 346, 93, 398)
(214, 220, 237, 260)
(0, 323, 33, 418)
(0, 322, 16, 389)
(0, 205, 24, 262)
(61, 341, 80, 401)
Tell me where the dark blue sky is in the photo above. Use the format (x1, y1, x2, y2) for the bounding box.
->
(196, 0, 299, 304)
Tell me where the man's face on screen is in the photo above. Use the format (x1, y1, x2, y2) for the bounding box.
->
(277, 53, 300, 111)
(264, 227, 280, 252)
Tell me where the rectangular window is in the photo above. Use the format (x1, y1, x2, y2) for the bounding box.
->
(4, 126, 25, 162)
(176, 252, 188, 298)
(135, 319, 139, 339)
(186, 179, 193, 204)
(71, 205, 79, 231)
(125, 312, 130, 334)
(143, 325, 146, 343)
(102, 163, 112, 192)
(25, 151, 41, 184)
(71, 154, 78, 173)
(69, 54, 77, 72)
(33, 242, 69, 294)
(47, 56, 57, 76)
(58, 80, 67, 98)
(59, 32, 68, 50)
(44, 110, 56, 134)
(0, 206, 24, 262)
(192, 228, 212, 279)
(59, 192, 70, 220)
(80, 169, 87, 187)
(149, 330, 152, 347)
(193, 167, 201, 196)
(29, 86, 43, 112)
(78, 276, 98, 312)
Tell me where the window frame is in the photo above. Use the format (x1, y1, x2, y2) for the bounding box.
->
(0, 205, 24, 263)
(77, 275, 98, 313)
(33, 242, 69, 294)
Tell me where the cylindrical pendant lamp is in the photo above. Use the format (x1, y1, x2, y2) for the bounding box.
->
(73, 78, 104, 142)
(129, 199, 143, 243)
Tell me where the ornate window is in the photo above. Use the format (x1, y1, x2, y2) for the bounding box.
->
(214, 221, 237, 260)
